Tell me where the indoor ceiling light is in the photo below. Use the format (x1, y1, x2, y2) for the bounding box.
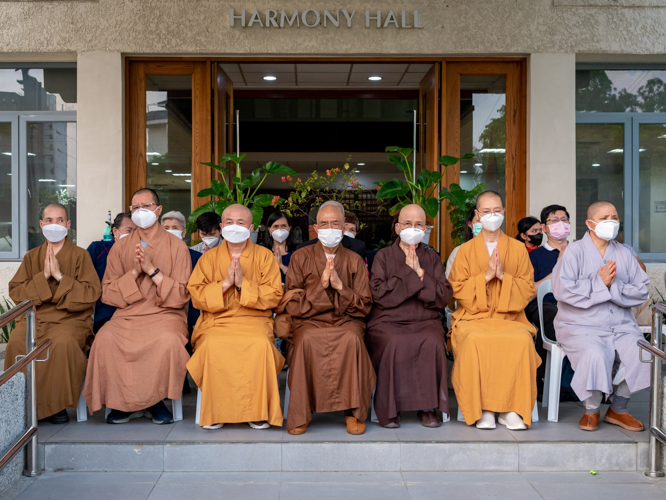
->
(474, 163, 482, 167)
(592, 163, 600, 167)
(185, 179, 192, 183)
(28, 152, 36, 156)
(368, 76, 382, 81)
(173, 173, 192, 176)
(263, 76, 277, 81)
(607, 149, 623, 153)
(165, 169, 172, 173)
(39, 179, 56, 183)
(1, 152, 10, 156)
(357, 163, 365, 166)
(478, 148, 505, 154)
(354, 170, 360, 173)
(460, 171, 468, 174)
(58, 184, 75, 187)
(151, 162, 159, 165)
(146, 152, 160, 156)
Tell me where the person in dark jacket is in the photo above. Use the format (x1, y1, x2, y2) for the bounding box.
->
(86, 212, 136, 333)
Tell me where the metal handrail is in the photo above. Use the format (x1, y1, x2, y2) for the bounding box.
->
(0, 300, 45, 477)
(638, 302, 666, 478)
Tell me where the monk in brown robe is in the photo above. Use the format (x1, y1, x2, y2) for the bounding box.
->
(279, 200, 375, 435)
(366, 204, 453, 428)
(5, 203, 101, 424)
(83, 188, 191, 425)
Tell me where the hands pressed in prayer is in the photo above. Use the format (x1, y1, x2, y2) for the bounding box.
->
(234, 257, 243, 289)
(405, 244, 424, 280)
(131, 247, 143, 280)
(274, 246, 288, 274)
(495, 249, 504, 281)
(44, 244, 63, 281)
(136, 245, 156, 275)
(43, 245, 52, 279)
(485, 248, 503, 283)
(222, 258, 237, 293)
(598, 260, 616, 288)
(321, 256, 332, 288)
(329, 259, 343, 291)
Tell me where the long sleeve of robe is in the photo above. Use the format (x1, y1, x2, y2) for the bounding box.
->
(449, 232, 540, 427)
(365, 239, 453, 425)
(279, 241, 376, 432)
(186, 240, 285, 427)
(552, 233, 650, 401)
(5, 237, 101, 419)
(83, 227, 192, 413)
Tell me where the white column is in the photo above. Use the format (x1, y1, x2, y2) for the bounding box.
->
(527, 53, 577, 237)
(76, 52, 124, 249)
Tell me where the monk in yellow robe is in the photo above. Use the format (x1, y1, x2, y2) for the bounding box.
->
(5, 203, 101, 423)
(83, 188, 191, 425)
(449, 191, 540, 430)
(187, 204, 284, 430)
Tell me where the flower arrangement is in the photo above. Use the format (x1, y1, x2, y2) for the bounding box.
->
(187, 153, 297, 231)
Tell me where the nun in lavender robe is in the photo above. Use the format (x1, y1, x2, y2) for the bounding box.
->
(551, 232, 650, 402)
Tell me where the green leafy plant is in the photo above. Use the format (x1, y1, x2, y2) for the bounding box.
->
(0, 297, 15, 343)
(372, 239, 393, 250)
(277, 158, 388, 224)
(375, 146, 474, 219)
(439, 182, 486, 247)
(187, 154, 297, 231)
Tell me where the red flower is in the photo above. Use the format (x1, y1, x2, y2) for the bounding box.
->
(287, 175, 292, 181)
(270, 195, 280, 207)
(376, 186, 381, 191)
(281, 176, 286, 182)
(354, 177, 358, 182)
(288, 197, 292, 203)
(297, 178, 302, 183)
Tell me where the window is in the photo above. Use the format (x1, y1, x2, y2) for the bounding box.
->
(0, 64, 76, 260)
(576, 66, 666, 260)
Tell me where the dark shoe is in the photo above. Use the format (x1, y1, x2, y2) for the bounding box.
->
(49, 409, 69, 425)
(383, 414, 401, 429)
(579, 412, 600, 431)
(604, 407, 644, 432)
(107, 409, 145, 424)
(145, 400, 174, 425)
(418, 410, 441, 428)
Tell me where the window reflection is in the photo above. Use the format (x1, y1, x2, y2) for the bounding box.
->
(639, 123, 666, 253)
(0, 124, 11, 253)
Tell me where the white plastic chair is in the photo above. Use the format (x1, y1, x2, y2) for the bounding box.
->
(77, 376, 182, 422)
(537, 278, 565, 422)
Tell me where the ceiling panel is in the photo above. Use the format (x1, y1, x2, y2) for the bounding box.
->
(406, 63, 433, 73)
(243, 72, 296, 84)
(400, 73, 426, 83)
(296, 63, 352, 73)
(348, 72, 402, 84)
(220, 63, 241, 74)
(240, 63, 295, 73)
(298, 72, 349, 84)
(350, 63, 408, 74)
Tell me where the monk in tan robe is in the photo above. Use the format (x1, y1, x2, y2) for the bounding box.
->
(450, 191, 540, 430)
(5, 203, 101, 423)
(83, 188, 191, 425)
(279, 200, 375, 435)
(187, 204, 284, 430)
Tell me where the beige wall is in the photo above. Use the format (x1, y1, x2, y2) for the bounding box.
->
(527, 53, 577, 235)
(0, 1, 664, 55)
(76, 52, 124, 248)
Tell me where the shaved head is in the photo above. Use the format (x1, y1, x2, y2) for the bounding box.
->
(476, 190, 504, 209)
(587, 200, 615, 220)
(317, 200, 345, 223)
(398, 204, 426, 223)
(222, 204, 252, 225)
(41, 203, 68, 221)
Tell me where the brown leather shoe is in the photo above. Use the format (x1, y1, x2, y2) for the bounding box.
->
(604, 407, 644, 432)
(579, 412, 600, 431)
(288, 422, 309, 435)
(418, 410, 441, 428)
(383, 414, 401, 428)
(345, 416, 366, 435)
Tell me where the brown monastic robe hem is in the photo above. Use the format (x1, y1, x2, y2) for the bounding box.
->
(83, 226, 191, 413)
(5, 237, 101, 419)
(366, 239, 453, 426)
(280, 241, 376, 432)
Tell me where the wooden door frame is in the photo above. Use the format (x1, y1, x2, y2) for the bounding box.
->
(441, 60, 526, 258)
(419, 64, 440, 250)
(125, 60, 211, 211)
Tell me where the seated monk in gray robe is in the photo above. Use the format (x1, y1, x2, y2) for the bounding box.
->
(553, 200, 650, 432)
(366, 204, 453, 428)
(278, 200, 376, 435)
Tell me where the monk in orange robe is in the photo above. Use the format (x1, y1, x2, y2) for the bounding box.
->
(449, 191, 540, 430)
(187, 204, 284, 430)
(83, 188, 191, 425)
(5, 203, 101, 423)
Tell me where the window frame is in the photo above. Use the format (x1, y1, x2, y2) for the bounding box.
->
(0, 115, 19, 260)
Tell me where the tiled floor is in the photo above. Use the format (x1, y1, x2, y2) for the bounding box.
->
(9, 471, 666, 500)
(37, 374, 649, 445)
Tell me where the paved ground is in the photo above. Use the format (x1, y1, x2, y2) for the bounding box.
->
(7, 471, 666, 499)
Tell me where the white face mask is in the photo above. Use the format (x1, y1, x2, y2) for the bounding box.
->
(399, 228, 425, 245)
(479, 213, 504, 232)
(202, 236, 220, 248)
(166, 229, 183, 240)
(317, 228, 343, 248)
(221, 224, 251, 244)
(41, 224, 68, 243)
(588, 219, 620, 241)
(343, 231, 356, 239)
(131, 207, 158, 229)
(271, 229, 289, 243)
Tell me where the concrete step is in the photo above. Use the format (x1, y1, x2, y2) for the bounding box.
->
(42, 439, 648, 473)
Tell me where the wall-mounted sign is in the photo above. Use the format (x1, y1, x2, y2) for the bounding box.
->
(230, 9, 424, 29)
(655, 201, 666, 213)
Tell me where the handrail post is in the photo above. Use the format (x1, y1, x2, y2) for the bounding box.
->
(23, 305, 38, 477)
(647, 306, 665, 477)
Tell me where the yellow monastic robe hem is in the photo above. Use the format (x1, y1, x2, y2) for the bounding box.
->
(187, 240, 284, 427)
(449, 231, 540, 427)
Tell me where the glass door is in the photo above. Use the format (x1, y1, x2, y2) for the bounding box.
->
(0, 116, 18, 259)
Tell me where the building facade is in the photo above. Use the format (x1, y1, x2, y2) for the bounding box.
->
(1, 0, 666, 297)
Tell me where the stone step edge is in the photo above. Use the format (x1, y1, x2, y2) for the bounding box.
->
(42, 441, 648, 473)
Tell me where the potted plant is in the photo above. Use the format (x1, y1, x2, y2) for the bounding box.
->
(439, 182, 486, 247)
(187, 153, 297, 242)
(374, 146, 475, 242)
